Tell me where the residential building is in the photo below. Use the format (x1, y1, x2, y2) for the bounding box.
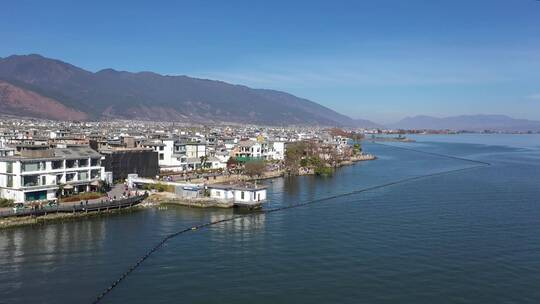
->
(0, 145, 105, 204)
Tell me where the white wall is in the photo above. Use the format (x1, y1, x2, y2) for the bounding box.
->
(210, 188, 234, 200)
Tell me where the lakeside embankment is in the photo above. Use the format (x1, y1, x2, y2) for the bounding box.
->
(146, 153, 376, 209)
(145, 192, 234, 208)
(0, 194, 147, 230)
(0, 207, 144, 230)
(0, 154, 376, 228)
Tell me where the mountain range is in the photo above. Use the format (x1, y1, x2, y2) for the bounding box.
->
(0, 54, 380, 127)
(390, 115, 540, 132)
(1, 54, 538, 132)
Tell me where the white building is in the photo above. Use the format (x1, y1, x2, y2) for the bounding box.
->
(0, 146, 106, 204)
(234, 140, 286, 161)
(207, 184, 267, 203)
(268, 141, 286, 160)
(142, 139, 224, 172)
(235, 140, 269, 160)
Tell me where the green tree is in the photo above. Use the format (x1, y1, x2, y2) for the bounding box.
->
(353, 143, 362, 155)
(199, 155, 209, 169)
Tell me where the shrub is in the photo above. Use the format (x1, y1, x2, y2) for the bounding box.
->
(353, 143, 362, 155)
(0, 198, 14, 208)
(60, 192, 104, 202)
(143, 183, 175, 193)
(314, 165, 333, 176)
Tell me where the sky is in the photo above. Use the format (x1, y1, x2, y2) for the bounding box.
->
(1, 0, 539, 123)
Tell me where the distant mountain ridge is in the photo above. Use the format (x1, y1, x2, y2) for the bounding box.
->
(0, 54, 379, 127)
(390, 114, 540, 132)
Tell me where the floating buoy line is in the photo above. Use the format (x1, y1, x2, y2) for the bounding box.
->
(92, 143, 491, 303)
(370, 141, 491, 166)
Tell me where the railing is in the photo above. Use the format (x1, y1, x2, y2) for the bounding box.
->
(0, 194, 148, 219)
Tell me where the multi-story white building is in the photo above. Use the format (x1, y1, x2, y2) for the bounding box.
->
(234, 140, 286, 161)
(143, 139, 223, 172)
(234, 140, 269, 160)
(0, 146, 105, 204)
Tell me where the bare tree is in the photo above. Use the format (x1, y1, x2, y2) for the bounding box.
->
(244, 160, 266, 178)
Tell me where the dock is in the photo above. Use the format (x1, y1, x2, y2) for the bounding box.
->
(0, 194, 148, 219)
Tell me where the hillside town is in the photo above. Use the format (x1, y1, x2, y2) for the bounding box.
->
(0, 118, 376, 217)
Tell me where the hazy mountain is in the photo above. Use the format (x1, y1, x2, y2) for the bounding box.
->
(390, 115, 540, 132)
(0, 54, 377, 127)
(352, 118, 383, 128)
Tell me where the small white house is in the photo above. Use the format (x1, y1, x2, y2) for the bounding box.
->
(207, 184, 267, 206)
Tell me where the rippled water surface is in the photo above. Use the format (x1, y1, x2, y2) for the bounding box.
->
(1, 134, 540, 303)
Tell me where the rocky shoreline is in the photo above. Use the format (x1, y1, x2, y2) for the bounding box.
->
(145, 192, 234, 208)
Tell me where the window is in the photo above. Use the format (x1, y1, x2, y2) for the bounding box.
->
(66, 160, 77, 168)
(52, 160, 64, 169)
(91, 169, 101, 179)
(79, 159, 89, 167)
(241, 191, 245, 200)
(25, 191, 46, 202)
(22, 162, 40, 172)
(7, 175, 13, 187)
(6, 162, 13, 173)
(91, 158, 100, 166)
(159, 146, 164, 151)
(79, 172, 88, 181)
(159, 154, 164, 160)
(22, 175, 39, 187)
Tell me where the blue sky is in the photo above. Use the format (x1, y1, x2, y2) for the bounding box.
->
(1, 0, 539, 123)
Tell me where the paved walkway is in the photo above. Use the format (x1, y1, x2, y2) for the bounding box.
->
(0, 184, 133, 212)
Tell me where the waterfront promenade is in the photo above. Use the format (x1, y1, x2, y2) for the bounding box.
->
(0, 184, 142, 218)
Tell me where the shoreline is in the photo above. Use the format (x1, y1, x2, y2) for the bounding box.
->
(0, 206, 144, 230)
(0, 154, 376, 230)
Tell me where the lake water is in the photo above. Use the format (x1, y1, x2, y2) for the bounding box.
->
(1, 134, 540, 303)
